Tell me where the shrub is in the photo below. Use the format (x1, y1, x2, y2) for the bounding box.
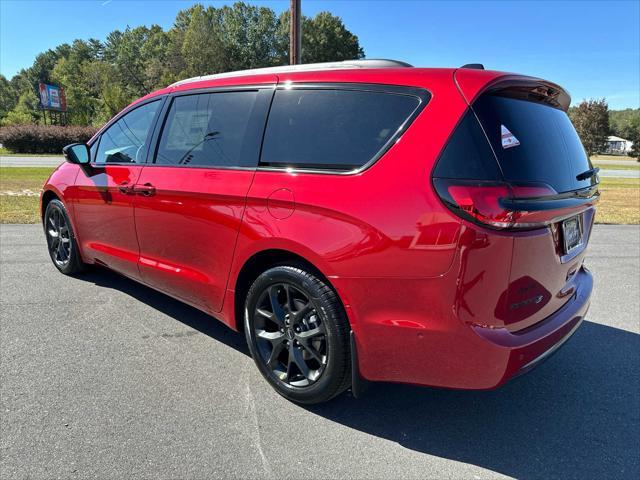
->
(0, 125, 99, 154)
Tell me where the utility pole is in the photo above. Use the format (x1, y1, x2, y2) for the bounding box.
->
(289, 0, 301, 65)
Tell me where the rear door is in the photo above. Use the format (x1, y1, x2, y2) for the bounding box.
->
(133, 86, 273, 311)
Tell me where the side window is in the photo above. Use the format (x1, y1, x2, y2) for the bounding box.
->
(95, 100, 160, 164)
(432, 109, 502, 180)
(260, 89, 421, 170)
(155, 91, 259, 168)
(89, 141, 98, 162)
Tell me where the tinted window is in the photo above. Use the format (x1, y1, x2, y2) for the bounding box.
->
(473, 95, 594, 193)
(432, 109, 502, 180)
(261, 89, 421, 170)
(96, 100, 160, 164)
(155, 91, 258, 168)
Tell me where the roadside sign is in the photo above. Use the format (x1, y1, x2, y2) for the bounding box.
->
(38, 83, 67, 112)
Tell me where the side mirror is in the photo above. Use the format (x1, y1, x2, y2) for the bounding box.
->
(62, 143, 90, 165)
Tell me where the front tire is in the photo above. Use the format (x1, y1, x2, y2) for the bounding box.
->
(244, 266, 351, 404)
(44, 199, 85, 275)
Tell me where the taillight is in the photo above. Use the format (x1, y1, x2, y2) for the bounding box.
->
(433, 179, 566, 230)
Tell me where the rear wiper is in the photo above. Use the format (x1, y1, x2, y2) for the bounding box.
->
(576, 167, 599, 181)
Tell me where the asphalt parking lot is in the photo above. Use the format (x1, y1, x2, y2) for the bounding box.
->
(1, 224, 639, 479)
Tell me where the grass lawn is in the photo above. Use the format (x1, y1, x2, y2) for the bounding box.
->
(591, 155, 640, 171)
(0, 167, 54, 224)
(592, 161, 640, 171)
(0, 195, 42, 224)
(595, 177, 640, 224)
(0, 166, 638, 225)
(0, 167, 55, 191)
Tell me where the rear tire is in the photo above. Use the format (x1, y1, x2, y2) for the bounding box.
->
(44, 199, 85, 275)
(244, 266, 351, 404)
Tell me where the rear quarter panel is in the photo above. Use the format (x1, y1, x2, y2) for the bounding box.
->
(225, 69, 471, 329)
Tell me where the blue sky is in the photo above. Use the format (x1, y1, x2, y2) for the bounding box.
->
(1, 0, 638, 109)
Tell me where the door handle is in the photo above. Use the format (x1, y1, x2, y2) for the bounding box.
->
(133, 183, 156, 196)
(118, 181, 134, 194)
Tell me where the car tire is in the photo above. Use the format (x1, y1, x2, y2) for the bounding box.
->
(244, 265, 351, 404)
(44, 199, 86, 275)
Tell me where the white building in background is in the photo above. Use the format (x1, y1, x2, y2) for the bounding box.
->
(605, 135, 634, 155)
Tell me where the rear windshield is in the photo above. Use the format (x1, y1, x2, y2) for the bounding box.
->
(473, 95, 594, 193)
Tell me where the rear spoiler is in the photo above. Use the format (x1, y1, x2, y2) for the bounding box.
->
(454, 69, 571, 111)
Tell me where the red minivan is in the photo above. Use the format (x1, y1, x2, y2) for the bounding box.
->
(42, 60, 598, 404)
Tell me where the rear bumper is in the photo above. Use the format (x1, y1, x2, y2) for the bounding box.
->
(338, 266, 592, 390)
(470, 266, 591, 387)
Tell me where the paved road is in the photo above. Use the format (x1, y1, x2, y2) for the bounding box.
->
(594, 158, 638, 166)
(0, 155, 64, 167)
(1, 224, 639, 479)
(599, 169, 640, 178)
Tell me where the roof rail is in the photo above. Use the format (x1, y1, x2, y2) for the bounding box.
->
(169, 59, 413, 87)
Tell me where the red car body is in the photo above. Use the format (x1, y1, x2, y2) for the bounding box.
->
(42, 63, 596, 391)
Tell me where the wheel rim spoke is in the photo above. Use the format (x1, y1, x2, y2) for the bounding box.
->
(256, 329, 285, 343)
(255, 308, 275, 322)
(292, 301, 313, 321)
(283, 284, 295, 312)
(296, 323, 325, 341)
(299, 341, 325, 364)
(266, 340, 287, 369)
(288, 345, 312, 382)
(268, 286, 286, 325)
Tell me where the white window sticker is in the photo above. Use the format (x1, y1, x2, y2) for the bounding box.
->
(501, 125, 520, 149)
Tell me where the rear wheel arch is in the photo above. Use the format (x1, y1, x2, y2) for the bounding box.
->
(233, 249, 347, 335)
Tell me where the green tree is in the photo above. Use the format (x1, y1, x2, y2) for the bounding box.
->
(104, 25, 169, 97)
(50, 40, 104, 125)
(0, 89, 40, 126)
(609, 108, 640, 137)
(0, 73, 41, 126)
(181, 4, 227, 76)
(0, 1, 364, 126)
(622, 123, 640, 161)
(218, 3, 280, 70)
(276, 10, 364, 64)
(569, 99, 610, 157)
(0, 75, 18, 119)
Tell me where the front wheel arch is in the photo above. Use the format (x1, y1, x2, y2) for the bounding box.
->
(41, 189, 61, 223)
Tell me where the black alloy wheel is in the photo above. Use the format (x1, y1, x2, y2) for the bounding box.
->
(44, 199, 85, 275)
(253, 282, 327, 387)
(245, 266, 351, 404)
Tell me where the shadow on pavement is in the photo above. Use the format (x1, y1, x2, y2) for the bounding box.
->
(307, 322, 640, 479)
(81, 268, 639, 479)
(82, 268, 250, 355)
